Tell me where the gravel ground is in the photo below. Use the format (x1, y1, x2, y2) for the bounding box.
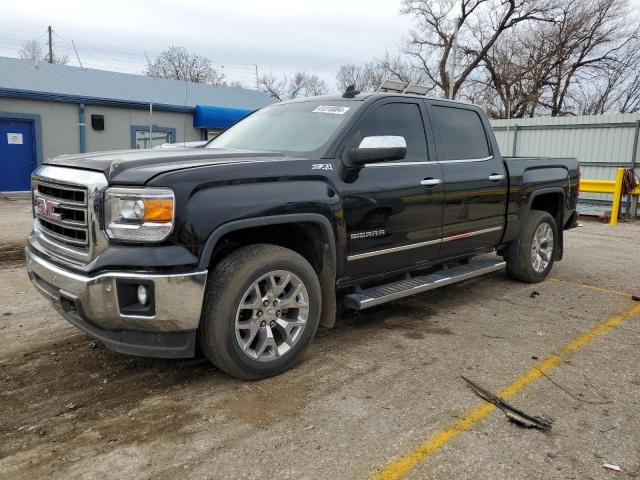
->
(1, 198, 638, 480)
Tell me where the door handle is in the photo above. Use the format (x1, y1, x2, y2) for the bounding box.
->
(420, 178, 442, 187)
(488, 174, 505, 181)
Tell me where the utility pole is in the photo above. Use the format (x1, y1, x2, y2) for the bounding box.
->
(254, 64, 259, 90)
(48, 26, 53, 63)
(448, 19, 459, 100)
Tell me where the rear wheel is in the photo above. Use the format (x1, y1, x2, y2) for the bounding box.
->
(198, 244, 321, 380)
(505, 210, 557, 283)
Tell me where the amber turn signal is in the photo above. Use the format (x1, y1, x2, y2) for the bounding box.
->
(142, 198, 174, 222)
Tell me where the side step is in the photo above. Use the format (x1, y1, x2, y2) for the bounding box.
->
(343, 258, 506, 310)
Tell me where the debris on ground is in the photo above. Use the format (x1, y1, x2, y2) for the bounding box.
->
(481, 334, 509, 340)
(461, 376, 553, 431)
(602, 463, 621, 474)
(536, 368, 611, 405)
(632, 295, 640, 302)
(87, 342, 97, 350)
(530, 291, 540, 298)
(65, 403, 77, 411)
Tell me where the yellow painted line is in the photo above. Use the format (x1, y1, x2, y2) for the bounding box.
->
(548, 277, 629, 298)
(372, 303, 640, 480)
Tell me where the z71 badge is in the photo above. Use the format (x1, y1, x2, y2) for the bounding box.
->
(350, 229, 386, 240)
(312, 163, 333, 171)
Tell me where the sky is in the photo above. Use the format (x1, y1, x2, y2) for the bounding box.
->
(2, 0, 639, 93)
(0, 0, 414, 91)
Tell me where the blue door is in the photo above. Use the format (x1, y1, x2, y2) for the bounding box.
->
(0, 118, 36, 191)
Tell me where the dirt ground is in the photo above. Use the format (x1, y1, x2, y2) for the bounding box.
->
(0, 194, 32, 269)
(1, 198, 639, 480)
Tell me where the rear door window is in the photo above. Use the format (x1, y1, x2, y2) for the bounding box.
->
(430, 106, 490, 161)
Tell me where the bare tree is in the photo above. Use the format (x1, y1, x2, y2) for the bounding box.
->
(470, 0, 640, 117)
(257, 73, 288, 101)
(225, 79, 246, 89)
(19, 39, 69, 64)
(336, 50, 430, 93)
(336, 64, 376, 91)
(540, 0, 639, 115)
(300, 73, 328, 96)
(258, 71, 327, 101)
(478, 24, 558, 117)
(400, 0, 557, 99)
(145, 46, 225, 84)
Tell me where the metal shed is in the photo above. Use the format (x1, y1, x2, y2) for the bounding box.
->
(491, 113, 640, 213)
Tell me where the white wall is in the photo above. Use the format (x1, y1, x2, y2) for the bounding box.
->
(0, 98, 202, 162)
(84, 105, 201, 153)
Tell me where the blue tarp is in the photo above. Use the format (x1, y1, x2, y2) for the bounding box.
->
(193, 105, 253, 129)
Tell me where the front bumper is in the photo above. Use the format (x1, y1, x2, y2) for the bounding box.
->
(26, 248, 208, 358)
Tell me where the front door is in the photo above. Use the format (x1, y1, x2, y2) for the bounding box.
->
(427, 102, 506, 258)
(0, 118, 36, 192)
(340, 99, 444, 279)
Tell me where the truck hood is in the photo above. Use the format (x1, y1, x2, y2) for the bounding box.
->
(44, 148, 286, 184)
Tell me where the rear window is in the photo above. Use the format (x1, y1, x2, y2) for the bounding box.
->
(431, 106, 490, 161)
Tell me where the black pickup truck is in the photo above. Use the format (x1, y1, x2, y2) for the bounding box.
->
(26, 89, 579, 379)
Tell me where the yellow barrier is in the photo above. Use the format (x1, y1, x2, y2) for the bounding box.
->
(579, 167, 640, 226)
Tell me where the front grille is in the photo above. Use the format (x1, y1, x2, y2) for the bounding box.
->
(33, 180, 89, 250)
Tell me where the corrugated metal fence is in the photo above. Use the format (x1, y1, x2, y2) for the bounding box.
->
(491, 113, 640, 213)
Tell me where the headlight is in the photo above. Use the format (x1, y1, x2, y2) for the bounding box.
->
(104, 187, 175, 242)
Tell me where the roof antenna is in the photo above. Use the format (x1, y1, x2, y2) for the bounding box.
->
(342, 84, 360, 98)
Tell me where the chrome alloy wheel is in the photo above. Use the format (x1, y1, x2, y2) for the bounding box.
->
(530, 223, 554, 273)
(235, 270, 309, 362)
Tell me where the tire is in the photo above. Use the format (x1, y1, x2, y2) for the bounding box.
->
(505, 210, 558, 283)
(198, 244, 322, 380)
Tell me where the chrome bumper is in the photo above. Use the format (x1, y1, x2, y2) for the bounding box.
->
(26, 248, 208, 332)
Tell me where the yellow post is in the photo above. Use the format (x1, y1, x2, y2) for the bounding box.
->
(610, 167, 624, 226)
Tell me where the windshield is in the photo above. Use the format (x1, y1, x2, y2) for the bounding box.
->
(205, 100, 360, 155)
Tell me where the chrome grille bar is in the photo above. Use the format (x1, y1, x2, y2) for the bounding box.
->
(30, 165, 109, 266)
(33, 179, 89, 250)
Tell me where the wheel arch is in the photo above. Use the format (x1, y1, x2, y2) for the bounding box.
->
(198, 214, 338, 329)
(198, 213, 336, 271)
(528, 188, 565, 260)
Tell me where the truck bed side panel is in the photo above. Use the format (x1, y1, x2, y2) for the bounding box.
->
(500, 157, 579, 246)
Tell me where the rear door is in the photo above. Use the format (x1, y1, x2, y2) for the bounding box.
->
(340, 98, 444, 279)
(426, 102, 506, 258)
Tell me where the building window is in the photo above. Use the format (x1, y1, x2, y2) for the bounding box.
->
(207, 129, 223, 140)
(135, 130, 171, 149)
(130, 126, 176, 149)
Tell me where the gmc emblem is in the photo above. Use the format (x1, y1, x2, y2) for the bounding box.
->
(34, 195, 62, 222)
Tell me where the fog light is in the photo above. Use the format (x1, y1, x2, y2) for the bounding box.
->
(137, 284, 148, 305)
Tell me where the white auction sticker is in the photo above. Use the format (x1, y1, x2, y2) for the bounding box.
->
(312, 105, 350, 115)
(7, 133, 23, 145)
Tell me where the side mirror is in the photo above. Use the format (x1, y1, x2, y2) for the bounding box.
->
(346, 136, 407, 166)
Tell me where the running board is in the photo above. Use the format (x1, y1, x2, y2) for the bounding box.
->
(343, 258, 506, 310)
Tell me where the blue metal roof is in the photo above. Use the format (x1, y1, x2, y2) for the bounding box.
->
(0, 56, 274, 112)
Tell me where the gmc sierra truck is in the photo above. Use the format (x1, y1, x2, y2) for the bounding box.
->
(26, 85, 579, 379)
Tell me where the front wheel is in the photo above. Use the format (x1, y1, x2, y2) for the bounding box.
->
(505, 210, 557, 283)
(198, 244, 322, 380)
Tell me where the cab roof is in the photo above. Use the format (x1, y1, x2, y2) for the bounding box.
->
(281, 92, 474, 107)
